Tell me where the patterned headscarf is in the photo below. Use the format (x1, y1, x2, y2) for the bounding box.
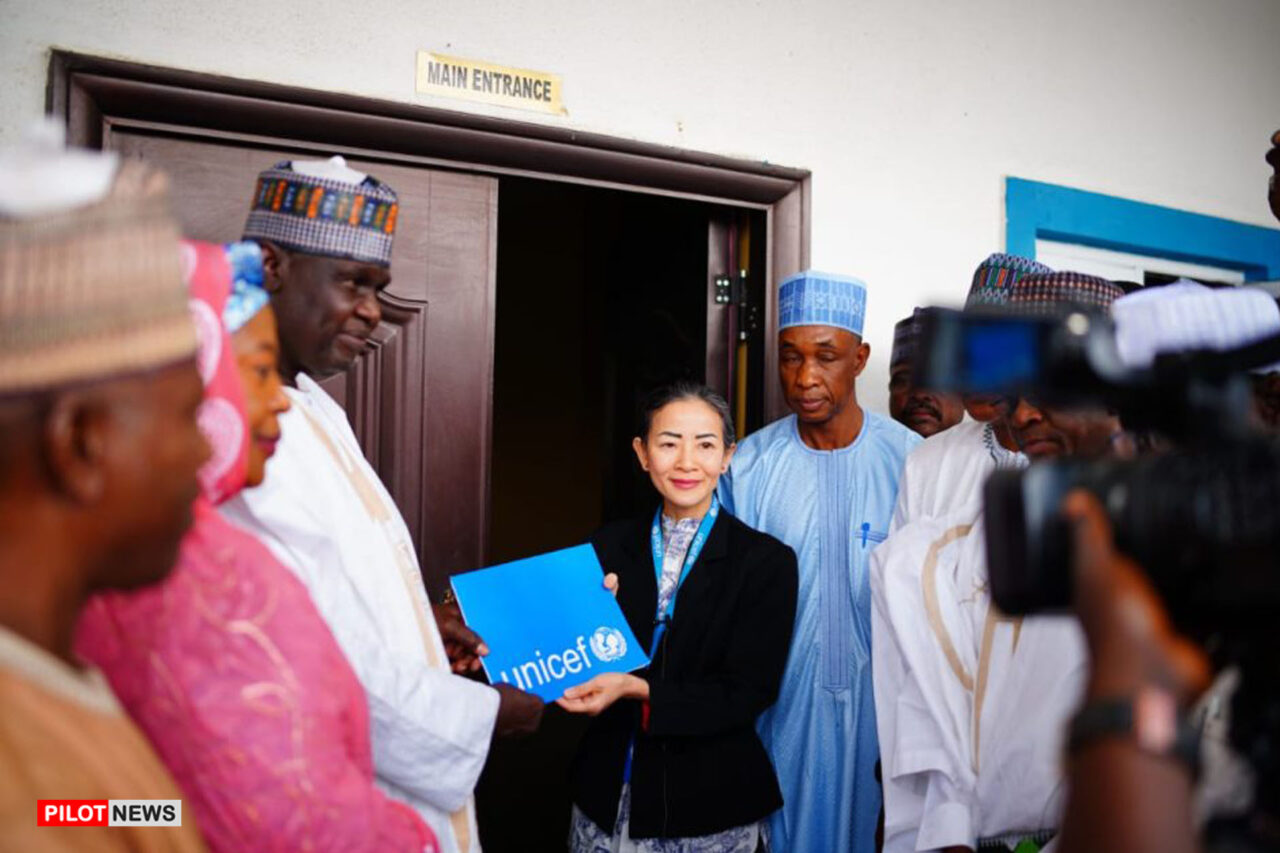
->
(182, 239, 270, 504)
(242, 156, 398, 267)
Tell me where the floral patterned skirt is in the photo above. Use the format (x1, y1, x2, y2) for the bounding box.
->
(569, 785, 763, 853)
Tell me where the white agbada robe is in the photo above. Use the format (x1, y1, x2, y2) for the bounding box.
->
(222, 374, 499, 853)
(891, 418, 1021, 533)
(873, 485, 1086, 850)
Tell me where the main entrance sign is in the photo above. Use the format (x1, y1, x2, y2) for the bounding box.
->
(416, 51, 566, 116)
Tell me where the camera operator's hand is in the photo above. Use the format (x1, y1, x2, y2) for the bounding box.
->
(1063, 490, 1211, 703)
(1056, 490, 1212, 853)
(491, 683, 544, 739)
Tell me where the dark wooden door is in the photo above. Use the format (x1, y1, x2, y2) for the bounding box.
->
(105, 129, 498, 594)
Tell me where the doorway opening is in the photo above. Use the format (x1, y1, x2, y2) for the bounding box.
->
(479, 177, 766, 850)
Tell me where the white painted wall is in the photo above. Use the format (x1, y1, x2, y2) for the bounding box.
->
(4, 0, 1279, 414)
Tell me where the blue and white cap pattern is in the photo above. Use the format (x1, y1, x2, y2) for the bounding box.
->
(778, 270, 868, 337)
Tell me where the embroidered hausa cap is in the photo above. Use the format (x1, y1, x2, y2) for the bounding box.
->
(241, 155, 398, 267)
(1003, 270, 1125, 316)
(0, 122, 194, 394)
(778, 270, 868, 337)
(966, 253, 1053, 309)
(890, 308, 925, 367)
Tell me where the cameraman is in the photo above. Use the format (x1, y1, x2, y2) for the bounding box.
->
(1051, 275, 1280, 853)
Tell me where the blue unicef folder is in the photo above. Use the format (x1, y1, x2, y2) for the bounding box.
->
(450, 544, 650, 702)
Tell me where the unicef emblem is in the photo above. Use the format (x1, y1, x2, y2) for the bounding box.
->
(589, 626, 627, 663)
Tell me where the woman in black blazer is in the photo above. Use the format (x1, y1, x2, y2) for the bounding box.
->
(559, 382, 798, 852)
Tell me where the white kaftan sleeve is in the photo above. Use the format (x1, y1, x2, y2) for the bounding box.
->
(871, 517, 980, 852)
(223, 492, 500, 814)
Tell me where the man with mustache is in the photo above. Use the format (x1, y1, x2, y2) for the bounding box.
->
(221, 156, 542, 853)
(872, 271, 1124, 853)
(888, 308, 964, 439)
(718, 270, 920, 853)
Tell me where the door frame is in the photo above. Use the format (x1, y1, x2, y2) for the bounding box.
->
(48, 50, 810, 420)
(49, 52, 810, 576)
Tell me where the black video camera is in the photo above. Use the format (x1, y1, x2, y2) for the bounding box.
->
(915, 304, 1280, 631)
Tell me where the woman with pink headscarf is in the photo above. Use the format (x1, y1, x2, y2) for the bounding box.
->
(76, 240, 436, 853)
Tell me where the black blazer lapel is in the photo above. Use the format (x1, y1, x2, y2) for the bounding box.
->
(668, 510, 730, 628)
(615, 515, 659, 651)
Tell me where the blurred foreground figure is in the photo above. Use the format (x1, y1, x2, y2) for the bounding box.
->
(0, 126, 209, 852)
(1054, 140, 1280, 853)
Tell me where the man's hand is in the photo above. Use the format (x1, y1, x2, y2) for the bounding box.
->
(1063, 490, 1210, 704)
(603, 573, 619, 597)
(492, 684, 544, 739)
(1055, 493, 1209, 853)
(433, 599, 488, 674)
(557, 673, 649, 716)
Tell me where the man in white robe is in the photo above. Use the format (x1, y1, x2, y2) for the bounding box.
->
(875, 503, 1087, 852)
(221, 156, 542, 853)
(872, 271, 1125, 853)
(891, 255, 1049, 532)
(720, 270, 920, 852)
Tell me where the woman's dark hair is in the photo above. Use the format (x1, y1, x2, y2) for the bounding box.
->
(638, 381, 736, 446)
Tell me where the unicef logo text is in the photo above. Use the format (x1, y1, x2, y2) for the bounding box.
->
(589, 626, 627, 662)
(492, 628, 633, 694)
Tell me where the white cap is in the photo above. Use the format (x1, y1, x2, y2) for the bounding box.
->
(0, 119, 120, 218)
(1112, 279, 1280, 373)
(288, 154, 367, 185)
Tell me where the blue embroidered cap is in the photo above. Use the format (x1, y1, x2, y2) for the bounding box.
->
(222, 240, 269, 332)
(778, 270, 868, 337)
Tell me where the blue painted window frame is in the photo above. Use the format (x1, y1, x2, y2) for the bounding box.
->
(1005, 177, 1280, 281)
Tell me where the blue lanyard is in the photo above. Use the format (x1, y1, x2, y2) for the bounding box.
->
(647, 495, 719, 657)
(623, 496, 719, 784)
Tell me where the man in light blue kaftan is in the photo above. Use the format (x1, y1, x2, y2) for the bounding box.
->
(719, 270, 919, 853)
